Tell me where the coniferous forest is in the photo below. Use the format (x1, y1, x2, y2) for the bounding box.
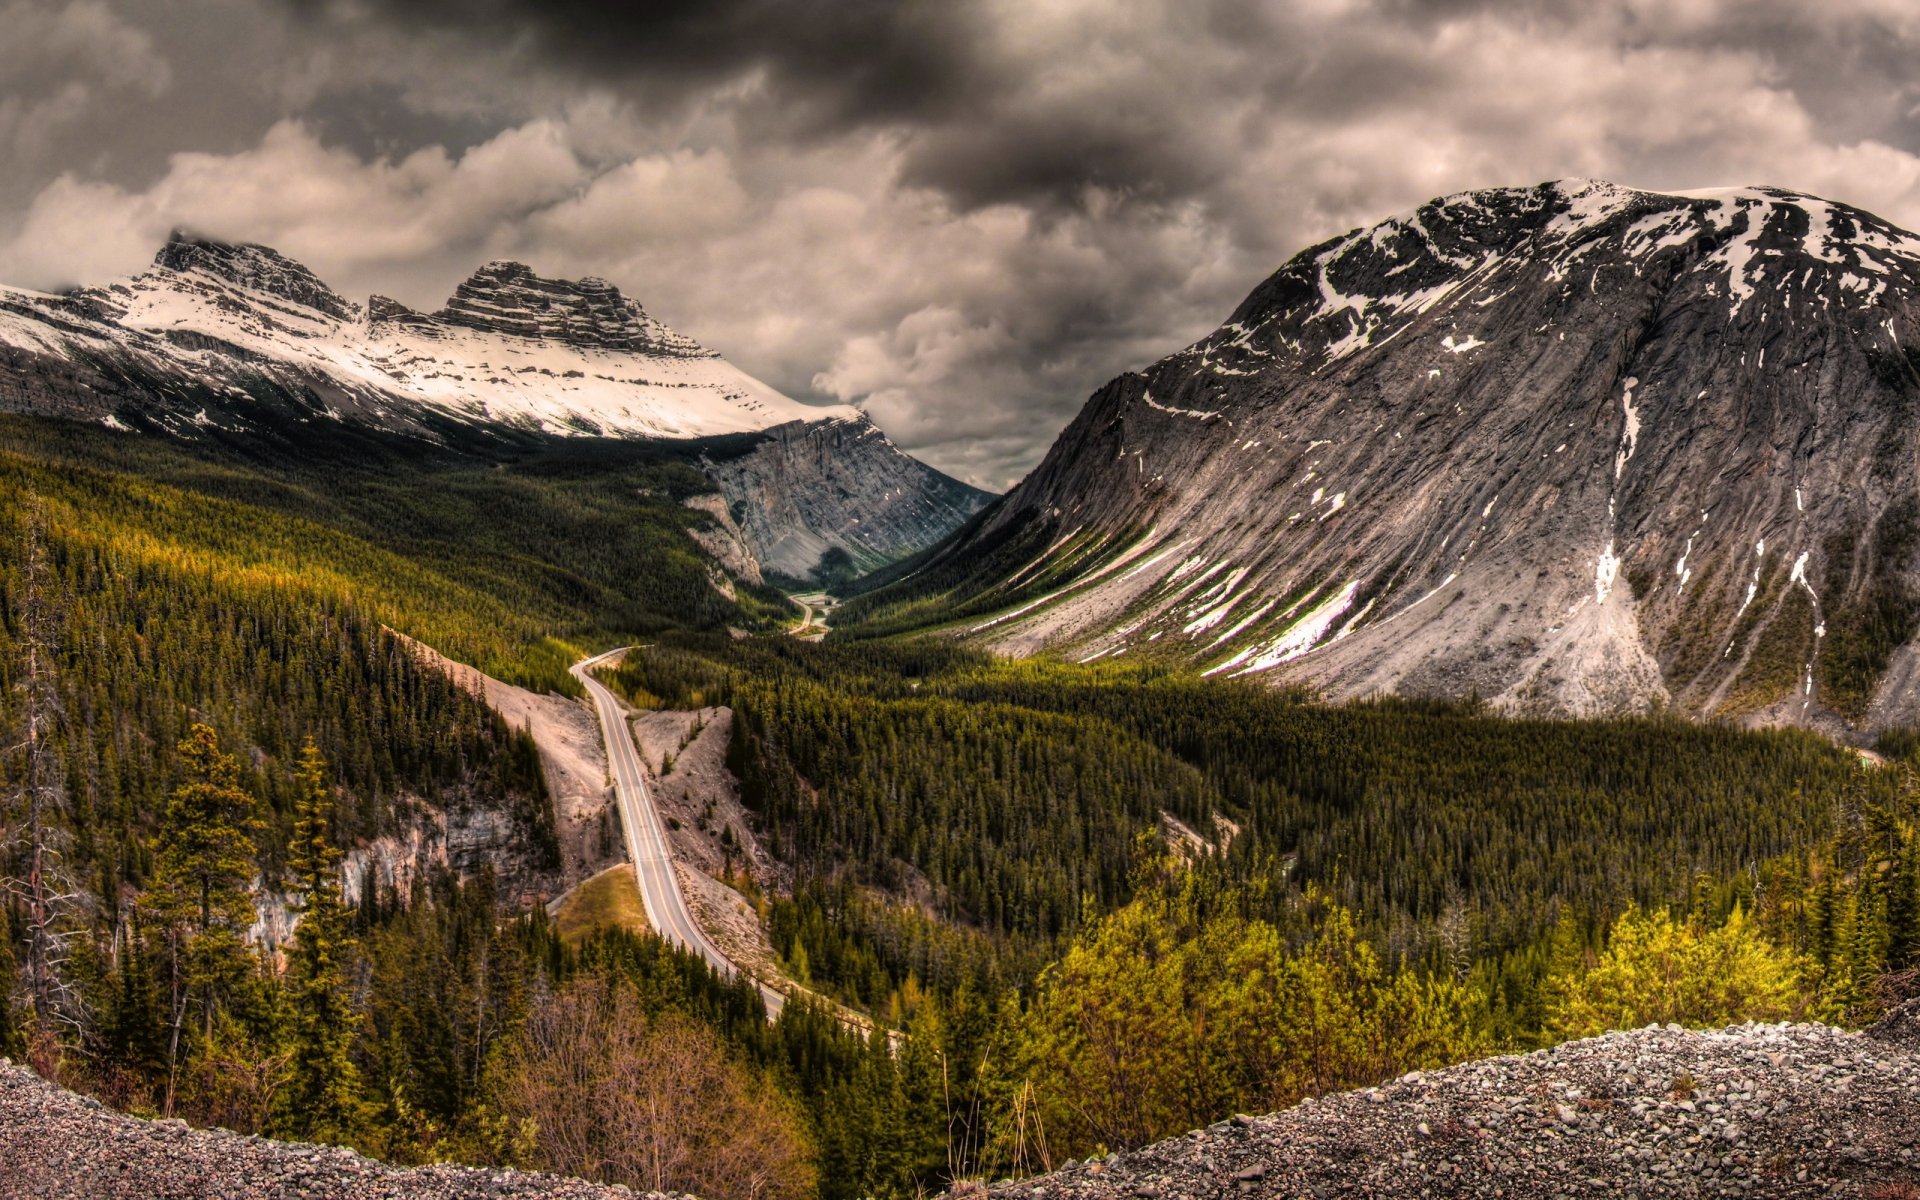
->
(3, 417, 1920, 1200)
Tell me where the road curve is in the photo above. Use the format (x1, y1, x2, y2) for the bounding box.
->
(572, 649, 785, 1018)
(785, 592, 830, 640)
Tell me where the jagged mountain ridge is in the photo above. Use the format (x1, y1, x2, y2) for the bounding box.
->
(880, 179, 1920, 729)
(0, 229, 845, 438)
(0, 232, 990, 577)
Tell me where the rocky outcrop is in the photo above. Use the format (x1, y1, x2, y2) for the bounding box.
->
(965, 1020, 1920, 1199)
(703, 416, 992, 580)
(148, 230, 360, 322)
(0, 1059, 663, 1200)
(891, 180, 1920, 730)
(339, 797, 550, 909)
(365, 293, 439, 333)
(683, 493, 765, 587)
(436, 260, 712, 357)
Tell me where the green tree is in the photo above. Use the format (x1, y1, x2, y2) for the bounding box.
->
(1003, 883, 1486, 1161)
(1010, 891, 1203, 1154)
(283, 739, 361, 1140)
(145, 724, 264, 1114)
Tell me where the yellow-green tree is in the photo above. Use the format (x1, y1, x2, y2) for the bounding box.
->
(1203, 905, 1486, 1116)
(1542, 905, 1814, 1041)
(1009, 893, 1207, 1154)
(1003, 884, 1487, 1160)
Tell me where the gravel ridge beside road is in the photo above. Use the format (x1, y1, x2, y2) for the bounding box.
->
(967, 1005, 1920, 1199)
(0, 1058, 671, 1200)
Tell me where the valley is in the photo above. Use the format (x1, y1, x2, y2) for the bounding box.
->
(3, 182, 1920, 1200)
(19, 1, 1920, 1196)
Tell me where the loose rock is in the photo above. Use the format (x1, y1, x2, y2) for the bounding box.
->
(0, 1059, 670, 1199)
(965, 1022, 1920, 1199)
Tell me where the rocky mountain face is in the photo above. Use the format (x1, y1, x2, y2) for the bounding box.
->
(961, 1015, 1920, 1199)
(701, 417, 993, 580)
(890, 180, 1920, 730)
(428, 259, 712, 356)
(0, 232, 985, 579)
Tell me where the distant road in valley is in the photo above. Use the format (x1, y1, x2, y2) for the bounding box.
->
(572, 649, 785, 1018)
(787, 592, 831, 639)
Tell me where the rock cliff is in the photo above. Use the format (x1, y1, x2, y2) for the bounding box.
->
(702, 417, 992, 580)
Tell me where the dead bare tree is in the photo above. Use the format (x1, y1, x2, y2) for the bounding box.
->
(3, 498, 86, 1059)
(497, 977, 815, 1200)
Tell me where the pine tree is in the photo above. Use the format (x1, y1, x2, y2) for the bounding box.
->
(284, 739, 361, 1140)
(146, 723, 264, 1114)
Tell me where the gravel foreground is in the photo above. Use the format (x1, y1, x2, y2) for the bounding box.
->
(5, 1008, 1919, 1199)
(0, 1058, 661, 1200)
(967, 1003, 1920, 1199)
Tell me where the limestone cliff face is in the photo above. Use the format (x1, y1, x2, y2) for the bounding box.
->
(882, 180, 1920, 730)
(701, 416, 992, 581)
(432, 260, 713, 357)
(683, 493, 765, 589)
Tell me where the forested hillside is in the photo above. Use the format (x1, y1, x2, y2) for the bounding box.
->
(592, 635, 1920, 1189)
(0, 413, 804, 1183)
(606, 638, 1879, 954)
(0, 414, 795, 693)
(4, 401, 1919, 1200)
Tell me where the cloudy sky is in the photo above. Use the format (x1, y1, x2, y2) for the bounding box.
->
(8, 0, 1920, 488)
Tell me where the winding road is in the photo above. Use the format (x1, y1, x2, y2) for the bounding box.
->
(572, 649, 785, 1017)
(787, 591, 830, 639)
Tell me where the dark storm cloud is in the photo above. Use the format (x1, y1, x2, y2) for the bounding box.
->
(13, 0, 1920, 489)
(289, 0, 999, 133)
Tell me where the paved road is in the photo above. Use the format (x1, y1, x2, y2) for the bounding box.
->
(786, 592, 830, 640)
(572, 649, 785, 1018)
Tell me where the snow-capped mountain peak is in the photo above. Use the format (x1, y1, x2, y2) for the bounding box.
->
(432, 260, 713, 357)
(1204, 179, 1920, 378)
(0, 234, 991, 582)
(0, 233, 857, 441)
(146, 230, 361, 322)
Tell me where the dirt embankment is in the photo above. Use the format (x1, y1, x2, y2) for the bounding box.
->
(394, 634, 623, 893)
(631, 707, 786, 985)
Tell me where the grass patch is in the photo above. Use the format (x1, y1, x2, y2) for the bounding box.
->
(551, 864, 651, 944)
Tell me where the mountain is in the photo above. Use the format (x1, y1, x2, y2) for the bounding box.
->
(863, 179, 1920, 730)
(0, 233, 989, 578)
(699, 417, 991, 579)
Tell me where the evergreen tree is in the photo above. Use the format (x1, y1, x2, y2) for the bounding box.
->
(283, 739, 361, 1140)
(145, 724, 264, 1113)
